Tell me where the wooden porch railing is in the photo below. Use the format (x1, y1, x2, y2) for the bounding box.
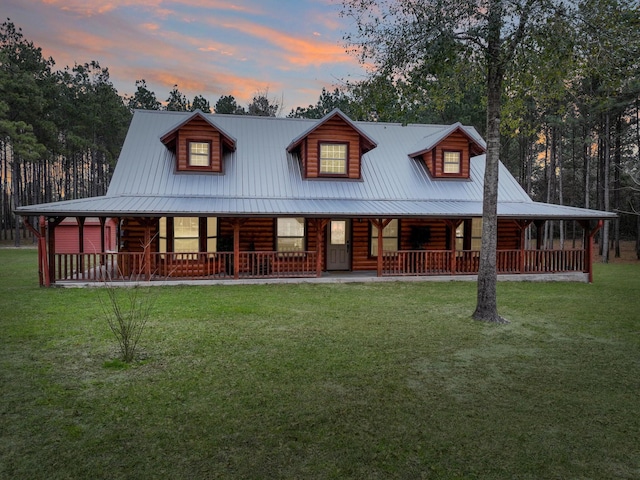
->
(52, 250, 318, 283)
(52, 248, 585, 283)
(383, 249, 586, 276)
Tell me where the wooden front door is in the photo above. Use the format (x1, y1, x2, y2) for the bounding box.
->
(326, 219, 351, 270)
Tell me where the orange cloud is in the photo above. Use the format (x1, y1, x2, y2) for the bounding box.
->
(212, 19, 357, 68)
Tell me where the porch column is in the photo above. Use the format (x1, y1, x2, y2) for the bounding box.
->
(47, 217, 64, 285)
(99, 217, 106, 255)
(534, 220, 545, 249)
(444, 220, 462, 275)
(143, 219, 152, 280)
(516, 220, 532, 274)
(371, 219, 392, 277)
(22, 216, 49, 287)
(230, 218, 247, 280)
(76, 216, 86, 273)
(580, 220, 603, 283)
(315, 219, 329, 277)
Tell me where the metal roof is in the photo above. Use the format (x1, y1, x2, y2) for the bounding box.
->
(16, 110, 615, 220)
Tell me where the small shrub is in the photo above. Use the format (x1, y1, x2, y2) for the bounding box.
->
(99, 281, 153, 363)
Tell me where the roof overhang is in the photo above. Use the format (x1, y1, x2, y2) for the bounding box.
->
(15, 195, 617, 221)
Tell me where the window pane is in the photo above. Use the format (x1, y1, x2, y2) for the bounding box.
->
(320, 143, 347, 174)
(277, 238, 304, 252)
(277, 218, 305, 252)
(443, 151, 461, 174)
(331, 221, 346, 245)
(174, 238, 198, 253)
(189, 142, 209, 166)
(277, 218, 304, 237)
(174, 217, 199, 238)
(207, 217, 217, 237)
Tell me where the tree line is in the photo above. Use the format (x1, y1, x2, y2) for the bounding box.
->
(2, 1, 640, 259)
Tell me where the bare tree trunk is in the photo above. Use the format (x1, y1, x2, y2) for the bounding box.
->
(613, 115, 621, 258)
(601, 113, 610, 263)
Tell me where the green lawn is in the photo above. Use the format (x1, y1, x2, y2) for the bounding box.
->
(1, 248, 639, 479)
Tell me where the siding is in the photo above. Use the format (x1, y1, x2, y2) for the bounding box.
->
(424, 130, 471, 178)
(176, 117, 223, 172)
(304, 116, 362, 179)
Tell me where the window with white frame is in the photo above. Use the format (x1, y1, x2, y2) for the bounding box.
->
(319, 143, 347, 175)
(188, 141, 210, 167)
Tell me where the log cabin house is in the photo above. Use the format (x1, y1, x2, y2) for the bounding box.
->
(16, 109, 615, 286)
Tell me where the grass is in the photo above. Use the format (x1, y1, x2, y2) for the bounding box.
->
(1, 247, 639, 479)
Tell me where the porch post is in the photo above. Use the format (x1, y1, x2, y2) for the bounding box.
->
(371, 219, 392, 277)
(517, 220, 531, 274)
(77, 216, 85, 273)
(445, 220, 462, 275)
(534, 220, 545, 249)
(143, 220, 151, 280)
(47, 217, 64, 286)
(99, 217, 106, 255)
(232, 219, 242, 280)
(315, 219, 329, 277)
(580, 220, 603, 283)
(40, 216, 49, 287)
(22, 216, 48, 287)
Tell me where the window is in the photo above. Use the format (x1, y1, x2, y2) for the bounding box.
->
(455, 218, 482, 251)
(443, 151, 461, 174)
(159, 217, 218, 258)
(277, 217, 305, 252)
(189, 141, 210, 167)
(470, 217, 482, 250)
(319, 143, 347, 175)
(371, 219, 399, 256)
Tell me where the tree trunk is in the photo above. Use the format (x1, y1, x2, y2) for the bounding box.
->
(601, 113, 610, 263)
(473, 0, 507, 323)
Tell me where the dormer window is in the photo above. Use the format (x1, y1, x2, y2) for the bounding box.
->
(285, 109, 377, 180)
(160, 111, 236, 173)
(443, 151, 461, 174)
(189, 141, 210, 167)
(319, 143, 348, 175)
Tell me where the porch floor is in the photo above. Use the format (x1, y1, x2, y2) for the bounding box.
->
(55, 270, 589, 288)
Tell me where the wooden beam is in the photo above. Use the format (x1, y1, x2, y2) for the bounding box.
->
(47, 216, 65, 286)
(579, 220, 603, 283)
(371, 218, 393, 277)
(444, 219, 463, 275)
(315, 219, 329, 277)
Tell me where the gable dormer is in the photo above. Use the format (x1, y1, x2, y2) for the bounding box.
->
(286, 109, 377, 180)
(160, 110, 236, 173)
(409, 123, 486, 179)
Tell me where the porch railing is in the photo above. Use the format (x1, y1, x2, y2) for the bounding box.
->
(52, 248, 585, 283)
(52, 250, 318, 283)
(383, 249, 585, 276)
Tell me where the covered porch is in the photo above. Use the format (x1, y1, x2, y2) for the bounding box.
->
(28, 214, 604, 286)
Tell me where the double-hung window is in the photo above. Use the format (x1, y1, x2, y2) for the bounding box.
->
(443, 151, 461, 174)
(189, 141, 210, 167)
(159, 217, 218, 259)
(277, 218, 305, 253)
(319, 143, 347, 175)
(370, 219, 399, 256)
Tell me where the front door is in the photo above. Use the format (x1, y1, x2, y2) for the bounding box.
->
(326, 219, 351, 270)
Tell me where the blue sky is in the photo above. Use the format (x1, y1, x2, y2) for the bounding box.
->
(4, 0, 368, 112)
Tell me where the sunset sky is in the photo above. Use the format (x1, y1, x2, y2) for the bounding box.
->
(4, 0, 368, 112)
